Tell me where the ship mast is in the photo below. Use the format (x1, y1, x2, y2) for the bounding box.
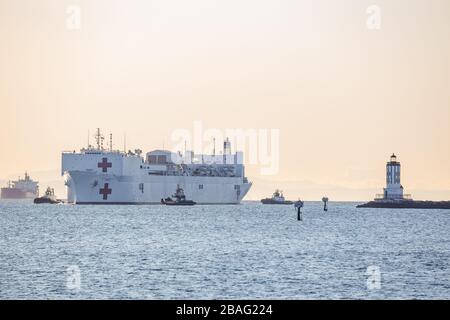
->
(95, 128, 101, 150)
(94, 128, 105, 151)
(124, 133, 127, 154)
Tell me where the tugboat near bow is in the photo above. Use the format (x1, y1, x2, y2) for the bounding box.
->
(34, 187, 62, 204)
(161, 185, 196, 206)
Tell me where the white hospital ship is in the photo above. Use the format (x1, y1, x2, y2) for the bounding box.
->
(61, 129, 252, 204)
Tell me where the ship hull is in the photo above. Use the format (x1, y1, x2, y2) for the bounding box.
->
(34, 197, 61, 204)
(64, 171, 251, 205)
(1, 188, 36, 199)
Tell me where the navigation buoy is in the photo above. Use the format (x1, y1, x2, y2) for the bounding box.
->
(322, 197, 329, 211)
(294, 200, 304, 221)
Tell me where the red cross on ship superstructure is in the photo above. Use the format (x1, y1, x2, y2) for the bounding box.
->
(98, 158, 112, 173)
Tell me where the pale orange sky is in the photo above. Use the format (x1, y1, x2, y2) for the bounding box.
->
(1, 0, 449, 200)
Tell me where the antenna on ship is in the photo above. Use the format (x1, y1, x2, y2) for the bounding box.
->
(110, 133, 113, 152)
(223, 137, 231, 155)
(100, 135, 104, 150)
(123, 133, 127, 154)
(213, 138, 216, 156)
(88, 129, 90, 148)
(95, 128, 102, 150)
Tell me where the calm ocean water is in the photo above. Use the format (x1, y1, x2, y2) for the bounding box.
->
(0, 200, 449, 299)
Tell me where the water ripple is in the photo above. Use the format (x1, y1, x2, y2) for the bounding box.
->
(0, 200, 449, 299)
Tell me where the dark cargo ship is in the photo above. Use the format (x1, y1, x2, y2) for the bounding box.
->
(1, 172, 39, 199)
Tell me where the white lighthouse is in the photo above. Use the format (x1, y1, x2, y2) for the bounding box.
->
(383, 154, 404, 200)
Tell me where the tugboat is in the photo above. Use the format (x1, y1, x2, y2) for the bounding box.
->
(261, 190, 294, 205)
(34, 187, 62, 204)
(161, 185, 196, 206)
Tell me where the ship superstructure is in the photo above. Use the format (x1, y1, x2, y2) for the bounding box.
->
(61, 129, 252, 204)
(1, 172, 39, 199)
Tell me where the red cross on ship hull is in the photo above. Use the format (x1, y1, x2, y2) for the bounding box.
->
(99, 183, 112, 200)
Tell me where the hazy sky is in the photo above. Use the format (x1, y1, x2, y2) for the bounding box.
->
(1, 0, 449, 200)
